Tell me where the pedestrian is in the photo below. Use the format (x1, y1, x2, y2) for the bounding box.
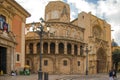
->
(109, 70, 114, 80)
(113, 69, 117, 80)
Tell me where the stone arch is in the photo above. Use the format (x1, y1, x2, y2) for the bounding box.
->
(0, 9, 10, 21)
(43, 42, 48, 54)
(36, 43, 40, 54)
(74, 44, 78, 55)
(67, 43, 71, 55)
(59, 42, 64, 54)
(96, 47, 107, 73)
(50, 42, 55, 54)
(92, 25, 102, 38)
(29, 43, 33, 54)
(25, 57, 33, 71)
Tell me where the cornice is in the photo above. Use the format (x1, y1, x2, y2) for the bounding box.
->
(6, 0, 31, 18)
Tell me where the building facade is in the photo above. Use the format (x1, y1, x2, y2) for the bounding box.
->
(25, 1, 112, 74)
(0, 0, 30, 74)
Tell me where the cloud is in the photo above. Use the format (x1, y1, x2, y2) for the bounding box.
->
(15, 0, 120, 45)
(65, 0, 120, 45)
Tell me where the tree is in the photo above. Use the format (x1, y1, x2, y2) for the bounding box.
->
(112, 49, 120, 71)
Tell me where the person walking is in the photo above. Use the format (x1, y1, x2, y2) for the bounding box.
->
(113, 69, 117, 80)
(109, 70, 114, 80)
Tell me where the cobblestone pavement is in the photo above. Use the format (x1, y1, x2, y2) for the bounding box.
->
(0, 73, 120, 80)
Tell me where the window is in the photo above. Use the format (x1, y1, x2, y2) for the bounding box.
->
(44, 60, 48, 66)
(63, 60, 67, 66)
(26, 60, 30, 65)
(17, 54, 20, 61)
(29, 43, 33, 54)
(78, 61, 80, 66)
(51, 10, 59, 19)
(0, 15, 6, 30)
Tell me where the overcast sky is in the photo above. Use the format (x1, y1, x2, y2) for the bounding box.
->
(15, 0, 120, 45)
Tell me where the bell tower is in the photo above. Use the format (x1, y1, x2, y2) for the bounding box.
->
(45, 1, 70, 23)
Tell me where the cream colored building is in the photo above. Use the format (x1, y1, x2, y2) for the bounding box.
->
(0, 0, 30, 74)
(25, 1, 112, 74)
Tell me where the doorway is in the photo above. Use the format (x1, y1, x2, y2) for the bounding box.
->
(96, 47, 107, 73)
(0, 46, 7, 74)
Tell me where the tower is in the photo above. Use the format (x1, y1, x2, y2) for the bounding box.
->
(45, 1, 70, 23)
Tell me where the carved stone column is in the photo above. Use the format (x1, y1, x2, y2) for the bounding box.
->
(64, 42, 67, 55)
(33, 43, 37, 54)
(72, 44, 74, 55)
(78, 44, 80, 55)
(55, 41, 58, 54)
(26, 44, 29, 54)
(48, 42, 50, 54)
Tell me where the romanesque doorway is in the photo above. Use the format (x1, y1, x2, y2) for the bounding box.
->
(96, 47, 107, 73)
(0, 46, 7, 74)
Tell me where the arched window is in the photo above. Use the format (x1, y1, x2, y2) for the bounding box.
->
(37, 43, 40, 54)
(43, 42, 48, 54)
(78, 61, 80, 66)
(67, 43, 71, 55)
(74, 45, 78, 55)
(29, 43, 33, 54)
(80, 45, 83, 56)
(92, 25, 102, 38)
(50, 42, 55, 54)
(59, 43, 64, 54)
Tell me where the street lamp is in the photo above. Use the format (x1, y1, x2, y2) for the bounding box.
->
(32, 18, 50, 80)
(84, 44, 91, 75)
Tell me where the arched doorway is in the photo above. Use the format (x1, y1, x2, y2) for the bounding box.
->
(96, 47, 107, 73)
(0, 46, 7, 74)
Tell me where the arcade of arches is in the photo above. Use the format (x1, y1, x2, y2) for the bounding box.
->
(25, 38, 111, 74)
(25, 40, 85, 74)
(25, 1, 112, 75)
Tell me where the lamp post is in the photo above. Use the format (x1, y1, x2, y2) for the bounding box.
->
(32, 18, 50, 80)
(84, 44, 91, 76)
(85, 45, 89, 75)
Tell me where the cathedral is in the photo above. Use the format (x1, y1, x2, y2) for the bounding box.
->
(25, 1, 112, 74)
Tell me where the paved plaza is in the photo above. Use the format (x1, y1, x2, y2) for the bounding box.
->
(0, 73, 120, 80)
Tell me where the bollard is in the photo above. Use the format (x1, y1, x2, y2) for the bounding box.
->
(38, 71, 43, 80)
(44, 72, 48, 80)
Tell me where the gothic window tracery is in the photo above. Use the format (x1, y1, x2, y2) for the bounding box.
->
(93, 26, 102, 38)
